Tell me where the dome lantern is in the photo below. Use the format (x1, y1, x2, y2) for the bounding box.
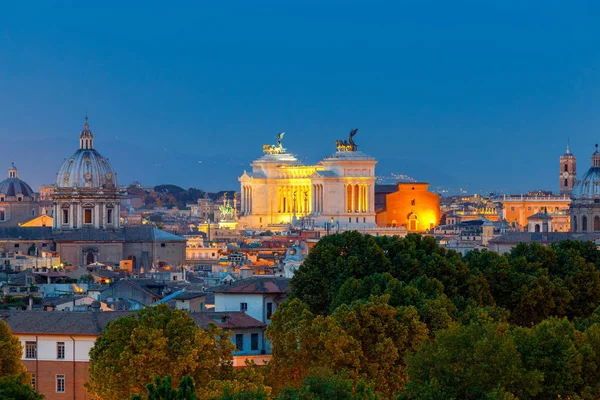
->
(79, 116, 94, 150)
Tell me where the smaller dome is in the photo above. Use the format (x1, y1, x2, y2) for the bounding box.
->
(571, 145, 600, 200)
(0, 164, 34, 198)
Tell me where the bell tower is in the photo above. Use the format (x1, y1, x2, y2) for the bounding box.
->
(559, 141, 576, 196)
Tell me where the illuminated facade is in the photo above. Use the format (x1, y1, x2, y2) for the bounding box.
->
(238, 132, 377, 229)
(501, 194, 570, 230)
(376, 183, 441, 231)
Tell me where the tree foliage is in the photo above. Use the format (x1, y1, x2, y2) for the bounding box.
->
(0, 320, 28, 379)
(0, 374, 44, 400)
(131, 375, 196, 400)
(87, 304, 234, 400)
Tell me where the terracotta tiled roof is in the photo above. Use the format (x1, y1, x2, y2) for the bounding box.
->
(189, 312, 266, 330)
(214, 277, 290, 294)
(0, 309, 265, 336)
(0, 310, 131, 335)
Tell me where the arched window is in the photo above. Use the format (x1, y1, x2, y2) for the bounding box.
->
(564, 164, 568, 172)
(564, 179, 568, 187)
(573, 215, 578, 232)
(408, 214, 418, 231)
(534, 224, 540, 232)
(391, 219, 397, 228)
(594, 216, 600, 232)
(582, 216, 588, 231)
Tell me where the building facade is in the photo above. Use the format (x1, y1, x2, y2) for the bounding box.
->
(375, 182, 441, 231)
(501, 193, 570, 231)
(238, 131, 377, 230)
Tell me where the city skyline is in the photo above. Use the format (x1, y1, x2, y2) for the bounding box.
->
(1, 1, 599, 193)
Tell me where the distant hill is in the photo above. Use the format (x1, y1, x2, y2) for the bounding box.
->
(126, 184, 237, 209)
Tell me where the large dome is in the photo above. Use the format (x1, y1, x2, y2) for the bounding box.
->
(572, 146, 600, 200)
(56, 119, 118, 189)
(0, 164, 34, 197)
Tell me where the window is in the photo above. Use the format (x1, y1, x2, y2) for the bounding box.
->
(266, 303, 273, 319)
(511, 207, 515, 211)
(582, 216, 588, 231)
(57, 342, 65, 359)
(356, 217, 359, 223)
(84, 209, 92, 224)
(240, 302, 248, 311)
(528, 207, 532, 211)
(251, 333, 259, 351)
(17, 196, 22, 202)
(363, 218, 366, 223)
(62, 209, 69, 224)
(411, 199, 416, 206)
(32, 209, 36, 216)
(0, 197, 4, 202)
(564, 164, 568, 172)
(564, 179, 568, 187)
(14, 243, 19, 248)
(161, 243, 166, 248)
(107, 208, 113, 224)
(30, 374, 36, 389)
(349, 217, 351, 223)
(594, 216, 600, 232)
(25, 342, 37, 359)
(0, 210, 5, 221)
(235, 334, 244, 351)
(56, 375, 65, 393)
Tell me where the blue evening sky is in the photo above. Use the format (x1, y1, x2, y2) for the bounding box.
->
(0, 1, 599, 193)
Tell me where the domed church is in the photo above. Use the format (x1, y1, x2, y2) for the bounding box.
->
(0, 118, 186, 269)
(570, 145, 600, 232)
(53, 117, 120, 230)
(0, 163, 44, 226)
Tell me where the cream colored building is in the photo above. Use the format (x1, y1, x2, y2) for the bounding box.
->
(238, 132, 377, 230)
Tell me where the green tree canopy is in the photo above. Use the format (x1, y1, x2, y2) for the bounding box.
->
(0, 320, 28, 379)
(0, 375, 44, 400)
(131, 375, 196, 400)
(87, 304, 234, 400)
(404, 321, 541, 399)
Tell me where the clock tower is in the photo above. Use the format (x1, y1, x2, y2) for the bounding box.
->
(559, 142, 576, 196)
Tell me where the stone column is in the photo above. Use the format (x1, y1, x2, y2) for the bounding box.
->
(357, 184, 362, 213)
(69, 203, 74, 229)
(77, 203, 82, 228)
(94, 204, 100, 228)
(102, 203, 107, 227)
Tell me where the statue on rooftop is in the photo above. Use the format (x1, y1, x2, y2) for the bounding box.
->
(263, 132, 286, 154)
(336, 128, 359, 152)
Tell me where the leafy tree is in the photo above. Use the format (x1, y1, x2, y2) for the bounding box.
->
(265, 299, 361, 393)
(279, 373, 380, 400)
(290, 232, 391, 315)
(331, 296, 428, 397)
(0, 320, 28, 378)
(131, 375, 196, 400)
(404, 322, 541, 399)
(0, 374, 44, 400)
(208, 367, 272, 400)
(86, 304, 234, 400)
(513, 318, 584, 399)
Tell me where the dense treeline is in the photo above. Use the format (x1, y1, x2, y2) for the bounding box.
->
(88, 233, 600, 399)
(278, 232, 600, 399)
